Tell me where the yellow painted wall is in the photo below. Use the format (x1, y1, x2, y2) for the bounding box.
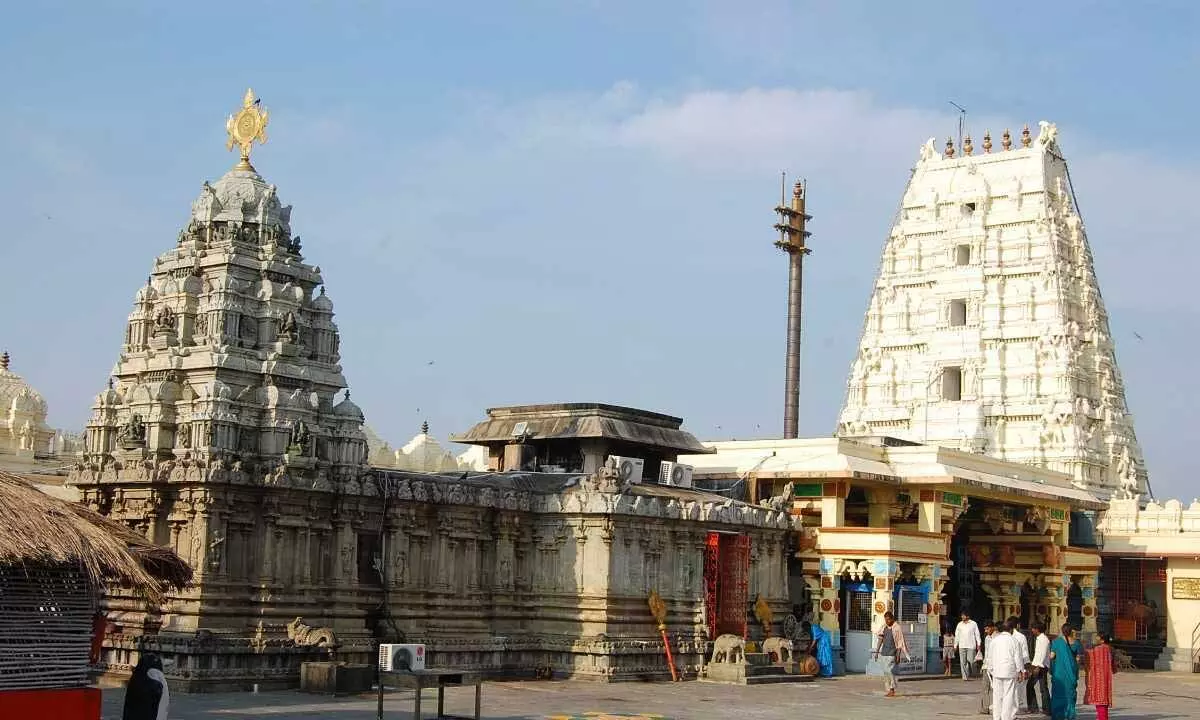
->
(1165, 558, 1200, 652)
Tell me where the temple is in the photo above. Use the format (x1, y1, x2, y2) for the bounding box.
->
(835, 124, 1146, 499)
(66, 91, 795, 690)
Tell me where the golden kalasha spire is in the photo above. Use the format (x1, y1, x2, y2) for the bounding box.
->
(1021, 124, 1032, 148)
(963, 134, 974, 156)
(944, 137, 955, 158)
(982, 130, 992, 153)
(225, 88, 270, 171)
(1002, 128, 1012, 151)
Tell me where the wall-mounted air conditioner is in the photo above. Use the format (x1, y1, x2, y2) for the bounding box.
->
(659, 461, 694, 488)
(379, 643, 426, 672)
(607, 455, 644, 485)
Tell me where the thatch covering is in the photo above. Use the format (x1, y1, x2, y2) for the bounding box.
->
(0, 469, 191, 599)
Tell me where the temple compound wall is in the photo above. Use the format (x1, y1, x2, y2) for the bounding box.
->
(72, 464, 791, 690)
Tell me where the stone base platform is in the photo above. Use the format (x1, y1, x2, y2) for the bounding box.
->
(701, 652, 814, 685)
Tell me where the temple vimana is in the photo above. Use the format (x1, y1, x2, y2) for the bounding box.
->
(2, 90, 1173, 688)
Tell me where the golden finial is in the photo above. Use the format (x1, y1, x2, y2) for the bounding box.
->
(982, 130, 992, 153)
(944, 137, 955, 158)
(1002, 128, 1012, 151)
(1021, 124, 1032, 148)
(225, 88, 269, 172)
(963, 134, 973, 156)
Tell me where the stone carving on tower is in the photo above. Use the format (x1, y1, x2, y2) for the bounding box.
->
(0, 351, 55, 456)
(68, 91, 370, 665)
(836, 122, 1147, 499)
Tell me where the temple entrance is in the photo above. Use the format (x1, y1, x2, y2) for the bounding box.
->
(947, 508, 992, 621)
(703, 532, 750, 638)
(1099, 557, 1166, 643)
(840, 573, 874, 672)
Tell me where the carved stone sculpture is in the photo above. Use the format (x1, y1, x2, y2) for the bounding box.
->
(761, 636, 794, 664)
(289, 419, 310, 454)
(117, 413, 147, 448)
(279, 311, 298, 343)
(153, 305, 177, 333)
(286, 617, 338, 648)
(711, 633, 746, 664)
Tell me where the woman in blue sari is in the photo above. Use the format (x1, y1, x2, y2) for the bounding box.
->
(1049, 624, 1082, 720)
(802, 621, 834, 677)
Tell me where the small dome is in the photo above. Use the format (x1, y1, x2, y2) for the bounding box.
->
(0, 353, 51, 439)
(311, 286, 333, 312)
(190, 168, 292, 232)
(332, 390, 364, 421)
(135, 278, 158, 304)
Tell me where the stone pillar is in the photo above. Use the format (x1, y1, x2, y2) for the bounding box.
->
(815, 566, 844, 674)
(925, 566, 948, 671)
(918, 498, 940, 534)
(867, 489, 892, 528)
(821, 496, 845, 528)
(1079, 575, 1098, 638)
(259, 517, 277, 584)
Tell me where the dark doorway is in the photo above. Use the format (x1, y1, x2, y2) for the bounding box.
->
(703, 532, 750, 638)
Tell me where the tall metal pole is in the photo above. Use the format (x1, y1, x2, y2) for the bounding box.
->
(775, 180, 812, 439)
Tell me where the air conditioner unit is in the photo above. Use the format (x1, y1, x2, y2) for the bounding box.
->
(379, 643, 426, 672)
(659, 461, 694, 488)
(608, 455, 644, 485)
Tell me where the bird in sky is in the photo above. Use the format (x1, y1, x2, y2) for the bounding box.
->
(1133, 332, 1144, 341)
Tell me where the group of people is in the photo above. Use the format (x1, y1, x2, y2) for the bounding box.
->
(949, 612, 1117, 720)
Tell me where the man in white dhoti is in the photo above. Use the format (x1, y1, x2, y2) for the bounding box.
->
(985, 619, 1026, 720)
(1007, 616, 1032, 713)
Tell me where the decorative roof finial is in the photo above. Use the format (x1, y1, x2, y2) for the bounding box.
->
(1002, 128, 1012, 151)
(1021, 124, 1032, 148)
(944, 137, 956, 158)
(421, 420, 429, 435)
(107, 377, 114, 390)
(225, 88, 269, 172)
(963, 134, 974, 156)
(0, 351, 8, 371)
(982, 130, 992, 153)
(319, 286, 326, 296)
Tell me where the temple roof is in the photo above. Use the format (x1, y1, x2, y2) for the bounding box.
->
(0, 352, 48, 424)
(451, 402, 712, 454)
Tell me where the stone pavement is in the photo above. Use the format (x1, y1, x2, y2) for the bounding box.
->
(99, 671, 1200, 719)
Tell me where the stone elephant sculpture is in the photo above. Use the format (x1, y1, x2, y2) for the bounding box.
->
(711, 633, 746, 664)
(761, 636, 794, 664)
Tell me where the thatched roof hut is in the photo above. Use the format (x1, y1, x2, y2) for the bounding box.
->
(0, 469, 191, 691)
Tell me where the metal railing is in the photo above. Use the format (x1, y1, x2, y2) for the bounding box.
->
(1191, 619, 1200, 673)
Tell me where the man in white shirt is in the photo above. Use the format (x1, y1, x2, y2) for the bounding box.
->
(985, 619, 1027, 720)
(1007, 617, 1032, 713)
(979, 620, 998, 715)
(955, 611, 983, 679)
(1026, 622, 1051, 714)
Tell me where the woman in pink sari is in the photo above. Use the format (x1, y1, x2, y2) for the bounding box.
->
(1084, 633, 1117, 720)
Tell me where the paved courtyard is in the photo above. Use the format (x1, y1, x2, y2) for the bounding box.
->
(98, 671, 1200, 719)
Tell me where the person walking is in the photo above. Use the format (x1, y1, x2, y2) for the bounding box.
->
(872, 611, 911, 698)
(942, 622, 956, 677)
(979, 620, 998, 716)
(955, 611, 983, 679)
(1084, 633, 1117, 720)
(122, 654, 170, 720)
(1049, 624, 1081, 720)
(985, 619, 1026, 720)
(1007, 617, 1031, 713)
(1027, 622, 1051, 715)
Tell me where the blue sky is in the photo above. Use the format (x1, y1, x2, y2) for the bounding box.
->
(2, 2, 1198, 499)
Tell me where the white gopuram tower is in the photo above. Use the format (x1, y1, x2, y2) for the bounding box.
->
(836, 123, 1147, 499)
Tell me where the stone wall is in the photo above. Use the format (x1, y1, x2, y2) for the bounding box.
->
(79, 468, 794, 690)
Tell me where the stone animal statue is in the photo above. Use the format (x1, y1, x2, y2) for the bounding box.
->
(761, 636, 794, 664)
(711, 633, 746, 664)
(286, 617, 338, 648)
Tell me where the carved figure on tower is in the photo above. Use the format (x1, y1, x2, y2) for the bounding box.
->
(118, 413, 146, 448)
(289, 419, 311, 454)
